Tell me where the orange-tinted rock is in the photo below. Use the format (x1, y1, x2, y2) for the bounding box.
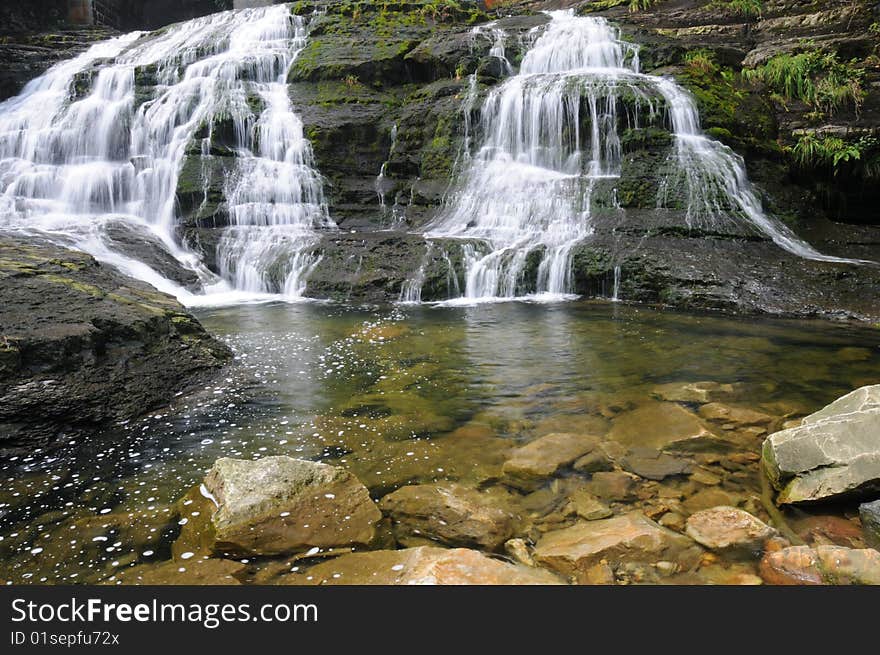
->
(685, 506, 777, 557)
(533, 512, 700, 583)
(295, 547, 564, 585)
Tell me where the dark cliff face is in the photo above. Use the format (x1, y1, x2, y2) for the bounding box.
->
(0, 238, 232, 454)
(3, 0, 880, 319)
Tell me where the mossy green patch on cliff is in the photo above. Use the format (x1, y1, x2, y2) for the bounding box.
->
(678, 49, 777, 154)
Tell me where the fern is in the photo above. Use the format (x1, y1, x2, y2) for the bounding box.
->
(744, 48, 866, 115)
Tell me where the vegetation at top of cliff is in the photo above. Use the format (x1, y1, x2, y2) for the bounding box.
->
(706, 0, 763, 18)
(291, 0, 488, 26)
(743, 47, 867, 117)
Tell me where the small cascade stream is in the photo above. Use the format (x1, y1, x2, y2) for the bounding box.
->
(422, 10, 865, 304)
(0, 4, 333, 304)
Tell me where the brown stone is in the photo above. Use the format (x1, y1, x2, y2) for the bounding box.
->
(586, 471, 640, 501)
(295, 547, 564, 585)
(202, 456, 382, 557)
(502, 432, 601, 489)
(533, 512, 700, 583)
(698, 403, 775, 427)
(759, 545, 880, 585)
(109, 558, 246, 585)
(379, 483, 516, 550)
(685, 506, 777, 556)
(608, 402, 730, 452)
(651, 381, 735, 404)
(568, 488, 613, 520)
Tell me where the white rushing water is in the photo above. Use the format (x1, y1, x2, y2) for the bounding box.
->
(0, 4, 333, 305)
(424, 10, 865, 304)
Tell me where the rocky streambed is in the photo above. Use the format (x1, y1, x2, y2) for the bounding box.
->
(2, 301, 879, 585)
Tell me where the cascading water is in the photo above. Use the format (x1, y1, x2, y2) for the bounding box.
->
(423, 10, 866, 304)
(0, 4, 333, 304)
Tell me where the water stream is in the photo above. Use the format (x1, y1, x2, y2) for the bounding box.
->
(423, 11, 866, 304)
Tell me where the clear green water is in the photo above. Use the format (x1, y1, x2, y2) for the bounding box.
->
(1, 301, 878, 584)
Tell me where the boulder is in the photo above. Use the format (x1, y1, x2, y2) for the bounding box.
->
(202, 456, 382, 557)
(608, 402, 729, 452)
(502, 433, 601, 490)
(0, 237, 231, 454)
(759, 545, 880, 585)
(685, 506, 777, 557)
(860, 500, 880, 549)
(378, 483, 516, 550)
(762, 385, 880, 504)
(533, 512, 701, 583)
(295, 547, 564, 585)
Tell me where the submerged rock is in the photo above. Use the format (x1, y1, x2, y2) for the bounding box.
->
(698, 403, 775, 428)
(533, 512, 701, 583)
(0, 237, 231, 454)
(608, 402, 729, 452)
(651, 381, 736, 404)
(621, 448, 693, 481)
(685, 506, 777, 557)
(295, 546, 564, 585)
(379, 482, 516, 550)
(762, 385, 880, 504)
(502, 432, 601, 490)
(759, 545, 880, 585)
(202, 456, 382, 557)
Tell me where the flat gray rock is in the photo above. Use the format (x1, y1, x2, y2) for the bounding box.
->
(763, 385, 880, 504)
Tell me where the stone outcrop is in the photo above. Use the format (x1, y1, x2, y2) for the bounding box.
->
(201, 456, 382, 556)
(860, 500, 880, 549)
(295, 546, 564, 585)
(762, 385, 880, 504)
(0, 237, 231, 453)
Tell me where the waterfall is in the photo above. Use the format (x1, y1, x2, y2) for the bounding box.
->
(0, 4, 334, 305)
(423, 10, 866, 305)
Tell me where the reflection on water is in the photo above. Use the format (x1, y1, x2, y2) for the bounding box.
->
(1, 301, 878, 583)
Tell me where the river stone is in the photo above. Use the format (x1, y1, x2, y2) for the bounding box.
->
(203, 456, 382, 556)
(698, 403, 775, 427)
(608, 402, 729, 452)
(762, 385, 880, 504)
(759, 545, 880, 585)
(568, 488, 613, 521)
(296, 547, 564, 585)
(621, 448, 692, 480)
(586, 471, 640, 502)
(502, 432, 601, 490)
(378, 482, 516, 550)
(685, 506, 777, 557)
(860, 500, 880, 549)
(651, 381, 735, 404)
(533, 512, 701, 582)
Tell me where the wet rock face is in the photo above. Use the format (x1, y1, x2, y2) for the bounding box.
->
(0, 27, 119, 101)
(292, 546, 564, 585)
(762, 385, 880, 504)
(203, 456, 382, 557)
(0, 237, 231, 454)
(379, 482, 517, 550)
